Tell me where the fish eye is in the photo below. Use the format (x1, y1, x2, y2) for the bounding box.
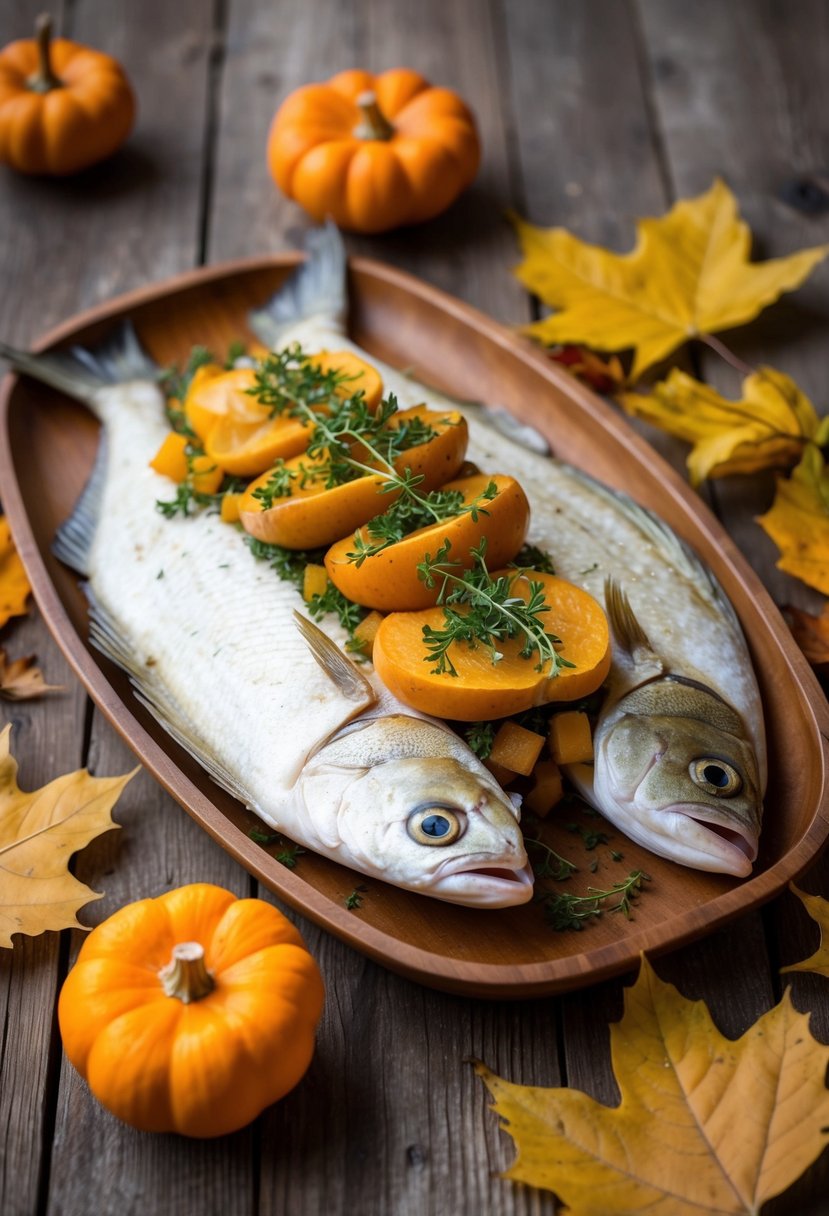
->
(689, 758, 743, 797)
(407, 806, 463, 847)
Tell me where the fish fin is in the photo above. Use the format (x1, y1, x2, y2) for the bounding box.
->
(51, 433, 109, 576)
(86, 591, 261, 810)
(249, 221, 347, 347)
(294, 610, 377, 704)
(566, 467, 745, 635)
(0, 322, 158, 412)
(604, 577, 654, 653)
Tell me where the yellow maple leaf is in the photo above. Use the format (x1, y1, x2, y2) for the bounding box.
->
(476, 955, 829, 1215)
(756, 445, 829, 594)
(0, 725, 135, 947)
(512, 179, 829, 380)
(0, 516, 31, 629)
(782, 884, 829, 979)
(620, 367, 819, 486)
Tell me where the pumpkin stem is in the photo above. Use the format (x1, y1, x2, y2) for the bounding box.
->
(353, 91, 395, 141)
(159, 941, 215, 1004)
(27, 14, 63, 94)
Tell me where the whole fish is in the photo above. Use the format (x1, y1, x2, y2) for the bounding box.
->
(0, 330, 532, 910)
(250, 225, 767, 879)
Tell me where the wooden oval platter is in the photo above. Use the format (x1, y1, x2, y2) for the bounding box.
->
(2, 255, 828, 999)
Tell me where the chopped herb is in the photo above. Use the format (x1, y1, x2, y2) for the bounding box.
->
(276, 842, 305, 869)
(566, 823, 611, 850)
(224, 339, 247, 368)
(525, 836, 578, 881)
(580, 561, 599, 576)
(610, 849, 624, 862)
(160, 344, 215, 411)
(464, 721, 497, 759)
(249, 828, 279, 845)
(589, 856, 599, 873)
(511, 543, 556, 574)
(156, 569, 164, 580)
(307, 581, 367, 637)
(541, 871, 651, 931)
(417, 537, 576, 678)
(345, 884, 367, 910)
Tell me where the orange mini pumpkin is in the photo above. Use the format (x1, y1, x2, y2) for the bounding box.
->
(268, 68, 480, 233)
(57, 883, 325, 1138)
(0, 14, 135, 175)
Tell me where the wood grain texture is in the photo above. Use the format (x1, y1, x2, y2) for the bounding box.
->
(1, 1, 828, 1213)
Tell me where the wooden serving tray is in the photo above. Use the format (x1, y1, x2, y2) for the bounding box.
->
(2, 255, 828, 999)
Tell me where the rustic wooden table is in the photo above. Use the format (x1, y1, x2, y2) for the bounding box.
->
(2, 1, 829, 1213)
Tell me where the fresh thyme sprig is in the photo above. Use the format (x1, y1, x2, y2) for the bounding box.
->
(416, 537, 576, 679)
(525, 836, 578, 882)
(511, 542, 556, 574)
(347, 480, 499, 567)
(540, 871, 651, 931)
(252, 345, 463, 531)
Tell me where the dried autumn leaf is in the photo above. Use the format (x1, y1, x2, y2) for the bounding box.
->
(781, 884, 829, 979)
(0, 515, 31, 628)
(0, 648, 64, 700)
(620, 367, 819, 486)
(512, 179, 829, 379)
(0, 724, 135, 947)
(756, 445, 829, 594)
(784, 602, 829, 670)
(476, 955, 829, 1215)
(548, 345, 626, 394)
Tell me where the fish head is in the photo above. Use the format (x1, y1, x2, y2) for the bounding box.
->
(593, 679, 763, 877)
(299, 715, 534, 908)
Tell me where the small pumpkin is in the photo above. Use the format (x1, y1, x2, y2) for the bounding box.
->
(57, 883, 325, 1137)
(0, 14, 135, 175)
(268, 68, 480, 233)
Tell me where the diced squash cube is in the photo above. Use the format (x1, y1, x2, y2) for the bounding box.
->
(489, 721, 545, 776)
(220, 493, 242, 524)
(190, 454, 223, 496)
(524, 760, 564, 818)
(548, 710, 593, 765)
(149, 431, 189, 482)
(303, 563, 329, 603)
(483, 759, 516, 788)
(352, 610, 384, 659)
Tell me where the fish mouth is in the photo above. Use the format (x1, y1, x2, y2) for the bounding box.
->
(431, 860, 535, 909)
(675, 808, 758, 875)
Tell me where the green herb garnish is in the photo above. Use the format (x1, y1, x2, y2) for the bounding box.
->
(416, 537, 576, 678)
(464, 721, 497, 759)
(525, 836, 578, 882)
(345, 884, 367, 910)
(541, 871, 650, 931)
(347, 480, 498, 566)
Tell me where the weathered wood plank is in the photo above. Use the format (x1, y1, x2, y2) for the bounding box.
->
(635, 4, 829, 1210)
(213, 1, 558, 1213)
(0, 2, 256, 1214)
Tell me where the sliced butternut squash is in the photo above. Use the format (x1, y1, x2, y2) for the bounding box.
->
(524, 760, 564, 817)
(239, 406, 469, 549)
(372, 571, 611, 721)
(323, 474, 529, 611)
(202, 350, 384, 477)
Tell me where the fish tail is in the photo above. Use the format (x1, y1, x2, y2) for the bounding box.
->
(248, 221, 347, 348)
(0, 321, 159, 410)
